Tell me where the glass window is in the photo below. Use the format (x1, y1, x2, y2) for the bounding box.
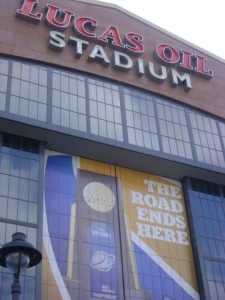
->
(78, 97, 86, 114)
(106, 104, 114, 122)
(190, 111, 224, 167)
(52, 72, 60, 90)
(162, 136, 170, 154)
(70, 94, 78, 112)
(29, 181, 38, 203)
(196, 145, 204, 162)
(146, 101, 155, 117)
(19, 98, 29, 117)
(77, 80, 85, 97)
(151, 134, 160, 151)
(69, 111, 78, 130)
(12, 61, 21, 78)
(2, 56, 225, 173)
(133, 112, 142, 129)
(124, 93, 132, 110)
(0, 197, 7, 218)
(132, 96, 140, 113)
(127, 127, 136, 144)
(105, 88, 113, 105)
(208, 281, 218, 299)
(30, 84, 38, 101)
(52, 107, 61, 125)
(201, 237, 210, 256)
(112, 90, 120, 107)
(61, 109, 69, 128)
(141, 115, 149, 131)
(188, 179, 225, 299)
(38, 103, 47, 122)
(196, 115, 204, 131)
(0, 153, 10, 174)
(0, 174, 9, 196)
(143, 131, 152, 148)
(97, 85, 104, 102)
(21, 64, 30, 81)
(177, 140, 185, 157)
(0, 133, 40, 297)
(28, 202, 37, 224)
(157, 103, 165, 119)
(0, 58, 9, 75)
(69, 77, 78, 95)
(90, 117, 98, 135)
(115, 124, 123, 142)
(159, 120, 168, 136)
(136, 129, 144, 147)
(107, 122, 116, 140)
(19, 178, 29, 201)
(39, 86, 47, 104)
(61, 92, 69, 110)
(0, 92, 6, 111)
(10, 61, 47, 122)
(99, 119, 107, 137)
(30, 66, 39, 84)
(216, 282, 225, 299)
(125, 88, 159, 150)
(11, 78, 20, 96)
(89, 83, 96, 100)
(205, 260, 214, 280)
(29, 101, 38, 119)
(88, 79, 122, 141)
(79, 113, 87, 131)
(52, 70, 87, 131)
(156, 99, 193, 158)
(61, 75, 69, 92)
(0, 75, 7, 93)
(98, 102, 106, 119)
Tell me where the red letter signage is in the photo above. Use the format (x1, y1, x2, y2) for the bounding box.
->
(17, 0, 42, 23)
(155, 44, 180, 66)
(97, 26, 125, 50)
(194, 55, 213, 78)
(15, 0, 214, 86)
(179, 50, 194, 72)
(45, 4, 74, 31)
(74, 17, 98, 40)
(125, 33, 144, 54)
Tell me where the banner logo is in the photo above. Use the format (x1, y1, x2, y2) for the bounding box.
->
(83, 182, 115, 212)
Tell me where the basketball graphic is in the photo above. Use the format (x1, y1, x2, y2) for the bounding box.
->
(90, 251, 116, 272)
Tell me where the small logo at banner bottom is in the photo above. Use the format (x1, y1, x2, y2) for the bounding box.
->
(90, 251, 116, 272)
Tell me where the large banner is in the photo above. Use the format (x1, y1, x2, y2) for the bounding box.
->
(42, 151, 199, 300)
(116, 167, 199, 300)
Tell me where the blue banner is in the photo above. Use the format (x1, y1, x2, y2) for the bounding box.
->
(88, 222, 118, 300)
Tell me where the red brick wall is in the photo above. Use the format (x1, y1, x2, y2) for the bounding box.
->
(1, 0, 225, 119)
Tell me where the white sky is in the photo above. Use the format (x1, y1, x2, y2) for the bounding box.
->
(98, 0, 225, 60)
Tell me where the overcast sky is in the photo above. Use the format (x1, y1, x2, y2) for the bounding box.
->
(98, 0, 225, 60)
